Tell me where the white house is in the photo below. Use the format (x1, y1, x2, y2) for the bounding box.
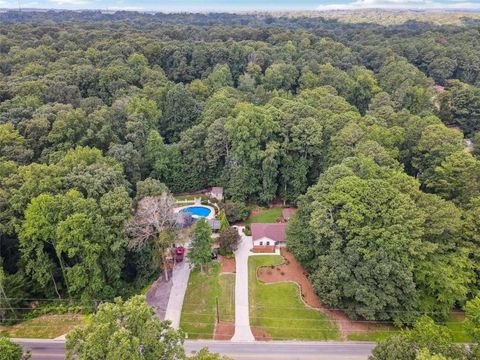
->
(251, 223, 287, 251)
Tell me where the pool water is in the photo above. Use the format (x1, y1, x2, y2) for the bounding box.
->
(180, 206, 212, 218)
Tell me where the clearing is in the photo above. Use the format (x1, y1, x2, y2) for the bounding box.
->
(246, 208, 282, 224)
(248, 255, 339, 341)
(180, 263, 235, 339)
(0, 314, 85, 339)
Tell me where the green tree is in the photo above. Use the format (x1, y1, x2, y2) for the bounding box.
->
(189, 219, 212, 273)
(219, 209, 230, 231)
(218, 227, 240, 255)
(66, 295, 185, 360)
(135, 178, 169, 202)
(425, 151, 480, 205)
(161, 83, 201, 143)
(370, 316, 467, 360)
(0, 336, 30, 360)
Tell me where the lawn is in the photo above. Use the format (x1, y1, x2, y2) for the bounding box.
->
(175, 194, 207, 201)
(180, 263, 235, 339)
(447, 312, 472, 343)
(0, 314, 85, 339)
(246, 208, 282, 224)
(248, 255, 339, 340)
(347, 312, 472, 342)
(347, 326, 401, 341)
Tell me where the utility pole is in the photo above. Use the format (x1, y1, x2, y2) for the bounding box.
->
(216, 297, 220, 324)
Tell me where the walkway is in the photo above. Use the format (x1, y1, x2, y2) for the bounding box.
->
(231, 226, 255, 342)
(164, 258, 191, 329)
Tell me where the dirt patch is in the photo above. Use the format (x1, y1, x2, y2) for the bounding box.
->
(251, 326, 273, 341)
(219, 256, 236, 273)
(257, 248, 371, 339)
(213, 322, 235, 340)
(146, 274, 173, 320)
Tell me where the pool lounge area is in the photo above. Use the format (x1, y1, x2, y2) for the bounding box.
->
(175, 204, 216, 219)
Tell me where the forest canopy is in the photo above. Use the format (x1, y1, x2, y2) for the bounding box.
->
(0, 10, 479, 325)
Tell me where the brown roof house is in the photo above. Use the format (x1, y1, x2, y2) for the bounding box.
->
(251, 223, 287, 252)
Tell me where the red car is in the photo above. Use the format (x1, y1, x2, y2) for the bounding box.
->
(175, 246, 185, 263)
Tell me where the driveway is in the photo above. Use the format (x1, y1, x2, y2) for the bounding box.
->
(164, 258, 191, 329)
(231, 226, 255, 342)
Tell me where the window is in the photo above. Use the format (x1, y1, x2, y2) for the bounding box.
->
(266, 241, 270, 246)
(259, 241, 263, 246)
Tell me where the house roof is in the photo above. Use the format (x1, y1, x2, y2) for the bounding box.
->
(211, 187, 223, 195)
(282, 208, 297, 220)
(251, 223, 287, 243)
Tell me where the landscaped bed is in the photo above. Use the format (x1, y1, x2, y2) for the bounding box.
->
(248, 255, 339, 341)
(180, 263, 235, 339)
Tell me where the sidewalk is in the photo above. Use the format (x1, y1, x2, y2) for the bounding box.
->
(231, 226, 255, 342)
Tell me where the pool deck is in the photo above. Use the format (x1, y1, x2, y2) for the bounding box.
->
(174, 204, 216, 220)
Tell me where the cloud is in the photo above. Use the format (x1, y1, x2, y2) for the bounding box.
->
(317, 0, 480, 9)
(49, 0, 92, 5)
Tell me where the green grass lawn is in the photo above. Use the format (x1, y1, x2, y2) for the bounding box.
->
(0, 314, 85, 339)
(180, 263, 235, 339)
(347, 312, 472, 342)
(347, 326, 401, 341)
(175, 194, 207, 201)
(248, 255, 339, 340)
(246, 208, 283, 224)
(447, 312, 472, 343)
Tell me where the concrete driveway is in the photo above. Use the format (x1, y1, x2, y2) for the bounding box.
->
(231, 226, 255, 342)
(164, 258, 191, 329)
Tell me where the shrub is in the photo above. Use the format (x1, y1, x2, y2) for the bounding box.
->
(0, 336, 30, 360)
(222, 202, 249, 223)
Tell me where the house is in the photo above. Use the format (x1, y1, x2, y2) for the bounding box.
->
(251, 223, 287, 251)
(282, 208, 297, 222)
(210, 187, 224, 201)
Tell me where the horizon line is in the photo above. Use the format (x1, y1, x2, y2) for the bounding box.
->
(2, 7, 480, 13)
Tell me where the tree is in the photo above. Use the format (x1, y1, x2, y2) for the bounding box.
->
(66, 295, 183, 360)
(222, 202, 249, 223)
(263, 63, 298, 92)
(412, 124, 464, 185)
(135, 178, 169, 202)
(20, 188, 131, 300)
(126, 193, 177, 280)
(0, 336, 30, 360)
(218, 209, 230, 231)
(369, 316, 467, 360)
(161, 83, 201, 143)
(425, 151, 480, 205)
(288, 160, 425, 324)
(218, 227, 240, 255)
(189, 219, 212, 273)
(0, 124, 32, 164)
(465, 294, 480, 343)
(206, 64, 233, 93)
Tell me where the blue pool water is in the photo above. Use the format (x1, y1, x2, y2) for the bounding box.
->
(180, 206, 212, 218)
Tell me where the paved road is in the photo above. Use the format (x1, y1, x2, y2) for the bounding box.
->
(14, 339, 375, 360)
(231, 226, 255, 342)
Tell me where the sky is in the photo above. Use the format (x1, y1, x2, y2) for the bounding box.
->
(2, 0, 480, 12)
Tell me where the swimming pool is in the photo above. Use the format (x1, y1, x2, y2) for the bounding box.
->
(179, 206, 212, 218)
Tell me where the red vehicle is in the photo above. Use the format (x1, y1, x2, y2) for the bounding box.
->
(175, 246, 185, 263)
